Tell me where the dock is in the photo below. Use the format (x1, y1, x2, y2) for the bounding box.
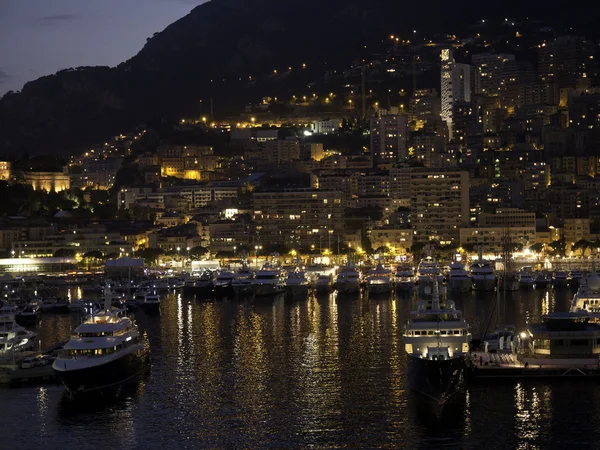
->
(1, 365, 58, 386)
(469, 351, 600, 379)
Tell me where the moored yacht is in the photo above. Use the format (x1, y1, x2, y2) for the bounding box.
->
(569, 269, 585, 288)
(518, 267, 535, 289)
(416, 256, 444, 296)
(470, 258, 496, 292)
(195, 271, 215, 298)
(534, 271, 550, 289)
(141, 291, 160, 314)
(335, 259, 361, 295)
(52, 294, 149, 397)
(0, 304, 37, 355)
(315, 274, 333, 295)
(231, 265, 255, 297)
(553, 271, 568, 288)
(446, 261, 471, 293)
(571, 266, 600, 320)
(395, 264, 415, 292)
(403, 278, 471, 405)
(365, 263, 393, 295)
(252, 262, 286, 297)
(285, 269, 311, 297)
(214, 271, 235, 298)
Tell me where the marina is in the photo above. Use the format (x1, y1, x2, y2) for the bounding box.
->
(0, 271, 597, 448)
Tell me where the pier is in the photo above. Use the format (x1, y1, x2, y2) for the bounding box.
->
(470, 350, 600, 379)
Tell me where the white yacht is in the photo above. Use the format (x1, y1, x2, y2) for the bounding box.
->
(416, 256, 444, 296)
(252, 262, 286, 297)
(470, 257, 496, 292)
(571, 266, 600, 320)
(53, 294, 149, 397)
(0, 304, 37, 355)
(446, 261, 471, 293)
(335, 259, 361, 295)
(315, 274, 334, 295)
(518, 267, 535, 289)
(285, 269, 311, 297)
(231, 265, 255, 297)
(395, 264, 415, 292)
(365, 263, 393, 295)
(403, 278, 471, 404)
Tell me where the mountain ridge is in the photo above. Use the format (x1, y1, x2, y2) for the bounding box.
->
(0, 0, 597, 156)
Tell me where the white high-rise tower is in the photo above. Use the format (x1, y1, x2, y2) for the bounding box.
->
(440, 49, 472, 140)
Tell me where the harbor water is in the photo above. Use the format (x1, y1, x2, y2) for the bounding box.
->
(2, 287, 600, 449)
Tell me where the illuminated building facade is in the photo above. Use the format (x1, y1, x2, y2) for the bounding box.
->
(410, 171, 470, 244)
(440, 48, 472, 139)
(253, 189, 344, 248)
(370, 114, 409, 164)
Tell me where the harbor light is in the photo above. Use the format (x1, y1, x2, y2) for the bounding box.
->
(520, 332, 527, 339)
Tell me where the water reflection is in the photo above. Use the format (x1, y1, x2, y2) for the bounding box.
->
(1, 286, 596, 448)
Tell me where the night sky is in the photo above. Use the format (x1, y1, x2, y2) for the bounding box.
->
(0, 0, 207, 95)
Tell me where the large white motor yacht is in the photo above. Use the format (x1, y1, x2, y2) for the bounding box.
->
(446, 261, 471, 293)
(53, 295, 149, 397)
(470, 259, 496, 292)
(231, 265, 255, 297)
(366, 263, 393, 295)
(252, 262, 286, 297)
(0, 304, 37, 355)
(395, 264, 415, 292)
(403, 278, 471, 404)
(335, 259, 361, 295)
(285, 269, 311, 297)
(416, 256, 444, 296)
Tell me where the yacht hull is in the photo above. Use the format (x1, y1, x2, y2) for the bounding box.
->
(407, 354, 467, 404)
(286, 284, 310, 297)
(253, 284, 285, 297)
(519, 280, 535, 290)
(500, 278, 520, 291)
(336, 281, 360, 295)
(141, 303, 160, 314)
(54, 349, 150, 397)
(448, 278, 472, 293)
(367, 283, 392, 295)
(315, 284, 331, 295)
(396, 281, 414, 292)
(214, 284, 234, 299)
(472, 277, 496, 292)
(232, 285, 254, 297)
(553, 279, 567, 288)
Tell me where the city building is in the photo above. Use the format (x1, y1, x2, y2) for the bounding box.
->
(441, 48, 472, 139)
(253, 189, 344, 248)
(370, 114, 409, 164)
(410, 170, 470, 244)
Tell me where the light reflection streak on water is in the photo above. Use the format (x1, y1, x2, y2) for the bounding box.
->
(463, 389, 472, 438)
(514, 382, 542, 449)
(37, 387, 48, 439)
(232, 307, 269, 442)
(177, 293, 183, 368)
(389, 297, 406, 431)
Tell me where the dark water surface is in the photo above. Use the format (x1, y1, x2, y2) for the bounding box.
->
(2, 288, 600, 449)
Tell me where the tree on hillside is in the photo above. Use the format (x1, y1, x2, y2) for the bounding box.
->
(53, 248, 76, 258)
(548, 239, 567, 258)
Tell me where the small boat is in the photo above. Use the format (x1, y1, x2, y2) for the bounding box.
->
(156, 279, 170, 293)
(68, 299, 86, 312)
(569, 270, 585, 288)
(195, 271, 215, 298)
(214, 271, 235, 298)
(553, 271, 568, 288)
(16, 303, 40, 324)
(141, 291, 160, 314)
(518, 267, 535, 289)
(534, 271, 550, 289)
(0, 305, 37, 355)
(365, 263, 393, 295)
